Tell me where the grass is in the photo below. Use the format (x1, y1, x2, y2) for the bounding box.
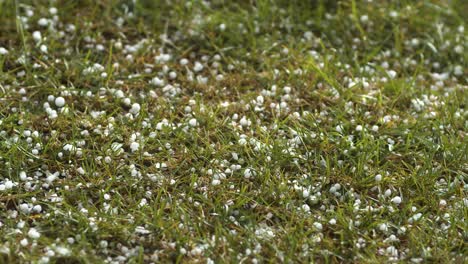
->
(0, 0, 466, 263)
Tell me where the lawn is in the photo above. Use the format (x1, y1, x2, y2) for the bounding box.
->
(0, 0, 466, 263)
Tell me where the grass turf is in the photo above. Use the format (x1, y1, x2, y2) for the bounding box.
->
(0, 0, 467, 263)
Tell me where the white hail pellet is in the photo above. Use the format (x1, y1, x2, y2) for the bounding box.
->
(49, 7, 58, 15)
(387, 70, 397, 79)
(32, 31, 42, 42)
(28, 228, 41, 239)
(188, 118, 198, 127)
(453, 65, 463, 76)
(130, 142, 140, 152)
(32, 205, 42, 213)
(4, 180, 13, 189)
(375, 174, 382, 182)
(313, 222, 323, 230)
(20, 238, 28, 247)
(20, 171, 27, 181)
(0, 47, 8, 55)
(193, 61, 204, 72)
(130, 103, 141, 114)
(55, 97, 66, 107)
(244, 168, 254, 179)
(384, 189, 392, 197)
(38, 18, 48, 27)
(180, 58, 189, 65)
(168, 71, 177, 79)
(40, 44, 48, 53)
(336, 125, 344, 133)
(150, 77, 164, 86)
(122, 97, 131, 106)
(379, 223, 388, 232)
(391, 196, 402, 205)
(19, 203, 30, 213)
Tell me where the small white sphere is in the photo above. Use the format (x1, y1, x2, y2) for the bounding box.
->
(20, 238, 29, 247)
(169, 71, 177, 79)
(391, 196, 402, 205)
(19, 203, 30, 213)
(188, 118, 198, 127)
(28, 228, 41, 239)
(379, 223, 388, 232)
(375, 174, 382, 182)
(19, 171, 27, 181)
(114, 90, 124, 98)
(32, 204, 42, 213)
(55, 97, 66, 107)
(384, 189, 392, 197)
(0, 47, 8, 55)
(180, 58, 189, 65)
(193, 62, 204, 72)
(130, 142, 140, 152)
(244, 168, 254, 179)
(122, 97, 131, 106)
(313, 222, 323, 230)
(130, 103, 141, 115)
(40, 44, 48, 53)
(32, 31, 42, 42)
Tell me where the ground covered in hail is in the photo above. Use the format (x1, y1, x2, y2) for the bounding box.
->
(0, 0, 467, 263)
